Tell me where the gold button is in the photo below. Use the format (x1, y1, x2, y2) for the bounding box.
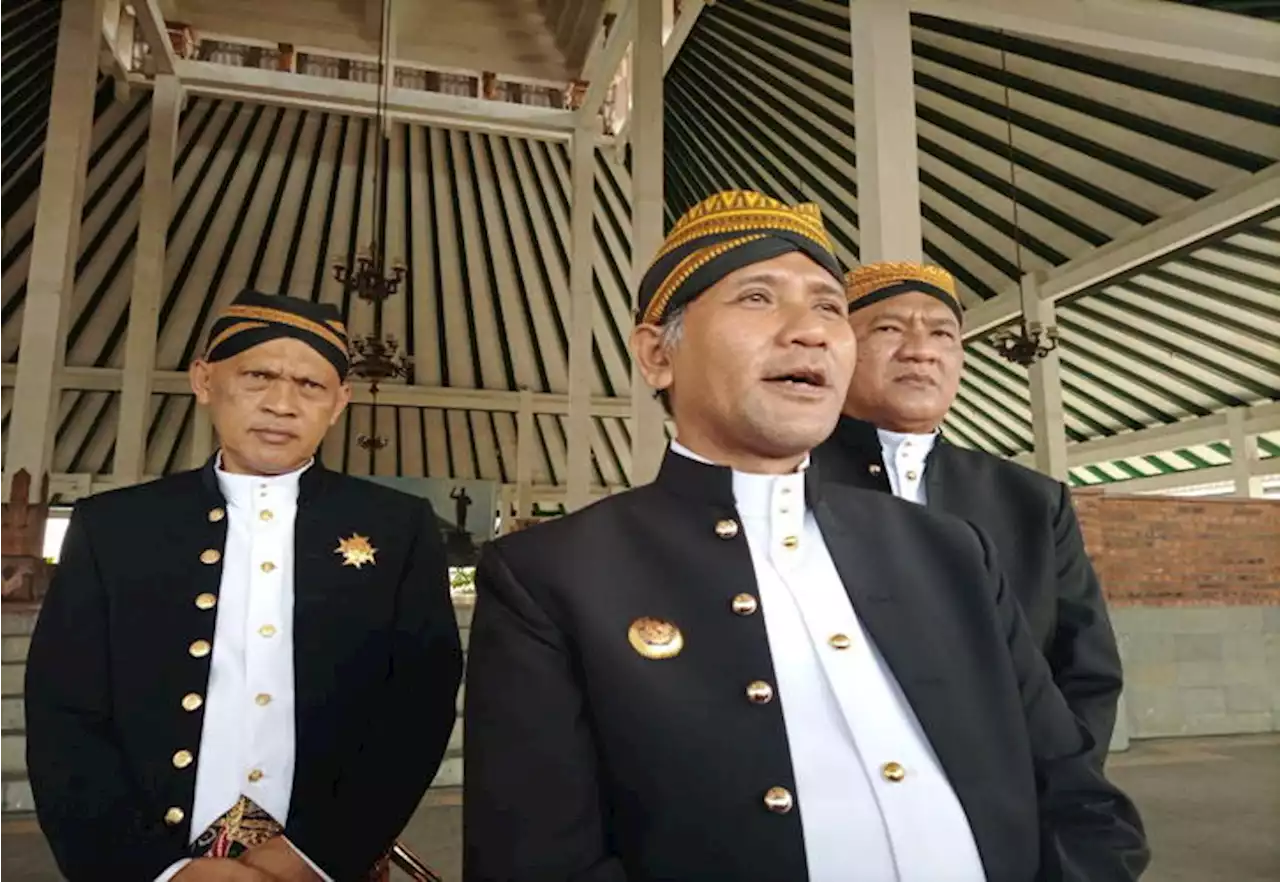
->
(194, 593, 217, 610)
(763, 786, 793, 814)
(260, 561, 276, 573)
(829, 633, 852, 650)
(208, 508, 225, 523)
(906, 470, 919, 481)
(172, 749, 193, 769)
(714, 518, 739, 539)
(731, 593, 759, 616)
(259, 509, 274, 522)
(255, 693, 272, 706)
(868, 464, 882, 475)
(746, 680, 774, 704)
(199, 549, 221, 565)
(247, 769, 264, 783)
(258, 624, 277, 638)
(188, 640, 211, 658)
(164, 806, 185, 826)
(182, 692, 203, 712)
(781, 535, 799, 550)
(881, 761, 906, 783)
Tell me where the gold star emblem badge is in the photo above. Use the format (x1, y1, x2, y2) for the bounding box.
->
(335, 534, 377, 569)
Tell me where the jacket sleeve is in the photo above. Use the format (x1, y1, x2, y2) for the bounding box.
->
(25, 502, 190, 881)
(1046, 483, 1124, 762)
(285, 500, 463, 880)
(462, 542, 627, 882)
(974, 526, 1150, 882)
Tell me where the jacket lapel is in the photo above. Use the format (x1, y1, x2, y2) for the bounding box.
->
(809, 489, 965, 783)
(923, 440, 950, 511)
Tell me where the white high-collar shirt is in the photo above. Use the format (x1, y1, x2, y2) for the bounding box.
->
(670, 441, 985, 882)
(158, 455, 329, 880)
(876, 428, 939, 505)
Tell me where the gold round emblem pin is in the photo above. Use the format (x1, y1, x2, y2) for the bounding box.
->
(627, 617, 684, 660)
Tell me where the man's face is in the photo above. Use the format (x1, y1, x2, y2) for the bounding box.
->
(844, 291, 964, 433)
(631, 251, 856, 473)
(189, 337, 351, 476)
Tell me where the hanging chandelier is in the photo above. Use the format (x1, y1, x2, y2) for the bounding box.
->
(986, 32, 1060, 368)
(989, 320, 1059, 366)
(331, 0, 412, 449)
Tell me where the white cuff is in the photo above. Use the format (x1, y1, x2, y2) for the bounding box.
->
(154, 858, 191, 882)
(284, 837, 333, 881)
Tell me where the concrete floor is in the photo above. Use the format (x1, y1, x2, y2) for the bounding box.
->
(3, 734, 1277, 881)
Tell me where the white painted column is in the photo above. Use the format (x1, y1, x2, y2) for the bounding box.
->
(1226, 407, 1265, 498)
(113, 74, 181, 485)
(188, 401, 215, 469)
(629, 0, 669, 485)
(3, 0, 105, 502)
(565, 125, 596, 512)
(515, 387, 535, 518)
(1023, 275, 1068, 482)
(849, 0, 923, 263)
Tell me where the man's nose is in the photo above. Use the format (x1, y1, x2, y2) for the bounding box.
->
(898, 327, 942, 361)
(780, 301, 831, 346)
(260, 381, 299, 414)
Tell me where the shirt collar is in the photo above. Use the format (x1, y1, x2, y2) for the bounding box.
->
(214, 450, 312, 510)
(669, 440, 809, 517)
(876, 427, 938, 462)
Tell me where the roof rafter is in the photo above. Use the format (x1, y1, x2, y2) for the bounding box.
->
(963, 164, 1280, 340)
(167, 60, 578, 141)
(1012, 401, 1280, 469)
(910, 0, 1280, 77)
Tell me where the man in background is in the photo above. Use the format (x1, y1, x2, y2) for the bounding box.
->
(816, 261, 1123, 758)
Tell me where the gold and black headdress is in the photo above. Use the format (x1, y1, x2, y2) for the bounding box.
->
(636, 190, 843, 325)
(204, 290, 350, 378)
(845, 261, 963, 322)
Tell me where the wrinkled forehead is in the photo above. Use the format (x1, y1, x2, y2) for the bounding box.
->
(853, 289, 962, 324)
(213, 337, 344, 380)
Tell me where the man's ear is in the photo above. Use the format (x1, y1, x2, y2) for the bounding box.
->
(629, 323, 675, 396)
(330, 382, 353, 426)
(189, 359, 214, 405)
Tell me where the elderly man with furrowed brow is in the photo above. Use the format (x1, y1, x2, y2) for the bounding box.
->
(461, 190, 1148, 882)
(26, 290, 462, 882)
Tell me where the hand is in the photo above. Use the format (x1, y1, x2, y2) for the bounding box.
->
(240, 837, 323, 882)
(173, 858, 278, 881)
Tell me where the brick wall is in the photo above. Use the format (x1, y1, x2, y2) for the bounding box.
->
(1072, 490, 1279, 607)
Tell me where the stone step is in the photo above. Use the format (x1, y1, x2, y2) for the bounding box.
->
(2, 775, 33, 813)
(1, 636, 31, 664)
(2, 664, 24, 697)
(2, 734, 26, 775)
(1, 608, 39, 637)
(2, 696, 22, 730)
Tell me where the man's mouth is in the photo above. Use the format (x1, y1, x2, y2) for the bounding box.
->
(764, 367, 829, 390)
(252, 428, 297, 444)
(895, 373, 937, 387)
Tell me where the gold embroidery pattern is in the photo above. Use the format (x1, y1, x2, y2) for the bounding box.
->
(644, 234, 768, 325)
(217, 304, 349, 352)
(845, 261, 959, 306)
(656, 190, 833, 261)
(205, 320, 271, 355)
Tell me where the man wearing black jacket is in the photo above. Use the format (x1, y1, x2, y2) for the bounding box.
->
(815, 261, 1123, 758)
(463, 191, 1147, 881)
(25, 290, 463, 882)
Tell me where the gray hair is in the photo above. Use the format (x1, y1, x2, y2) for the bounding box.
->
(658, 305, 685, 352)
(653, 305, 685, 415)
